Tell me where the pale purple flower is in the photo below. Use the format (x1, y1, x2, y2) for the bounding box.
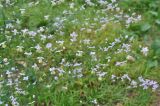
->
(46, 43, 52, 49)
(141, 47, 149, 56)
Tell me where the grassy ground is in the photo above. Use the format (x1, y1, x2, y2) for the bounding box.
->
(0, 0, 160, 106)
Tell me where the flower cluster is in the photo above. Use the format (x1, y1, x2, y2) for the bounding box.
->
(0, 0, 158, 105)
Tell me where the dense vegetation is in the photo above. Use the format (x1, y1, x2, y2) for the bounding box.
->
(0, 0, 160, 105)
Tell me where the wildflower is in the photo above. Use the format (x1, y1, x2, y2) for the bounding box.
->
(97, 72, 107, 78)
(21, 29, 28, 34)
(28, 101, 35, 105)
(3, 58, 8, 63)
(12, 29, 18, 35)
(130, 80, 137, 88)
(56, 40, 64, 45)
(6, 23, 13, 29)
(54, 76, 58, 80)
(24, 52, 32, 56)
(49, 67, 55, 72)
(76, 51, 83, 56)
(28, 31, 37, 37)
(23, 76, 29, 81)
(49, 67, 56, 74)
(0, 41, 7, 48)
(85, 0, 95, 6)
(37, 57, 44, 63)
(44, 15, 50, 20)
(32, 63, 39, 70)
(91, 99, 98, 105)
(51, 1, 56, 6)
(83, 39, 90, 44)
(121, 74, 131, 81)
(70, 32, 78, 42)
(152, 83, 159, 91)
(38, 27, 45, 33)
(16, 19, 21, 24)
(141, 47, 149, 56)
(111, 74, 116, 82)
(115, 61, 127, 66)
(46, 43, 52, 49)
(10, 96, 19, 106)
(122, 43, 131, 52)
(20, 8, 25, 14)
(35, 44, 42, 52)
(69, 3, 74, 9)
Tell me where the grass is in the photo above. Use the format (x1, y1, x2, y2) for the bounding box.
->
(0, 0, 160, 105)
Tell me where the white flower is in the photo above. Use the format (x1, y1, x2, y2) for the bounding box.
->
(38, 27, 45, 32)
(70, 32, 78, 37)
(49, 67, 56, 72)
(85, 0, 95, 6)
(6, 23, 13, 29)
(54, 76, 58, 80)
(76, 51, 83, 56)
(12, 29, 18, 35)
(28, 31, 37, 36)
(35, 44, 42, 51)
(24, 52, 32, 56)
(46, 43, 52, 49)
(70, 32, 78, 42)
(3, 58, 8, 63)
(0, 41, 7, 48)
(37, 57, 44, 63)
(122, 43, 131, 52)
(51, 0, 56, 6)
(111, 0, 116, 3)
(91, 99, 98, 104)
(69, 3, 74, 9)
(21, 29, 28, 34)
(115, 61, 127, 66)
(130, 80, 137, 88)
(141, 47, 149, 56)
(56, 40, 64, 45)
(121, 74, 131, 81)
(23, 76, 29, 81)
(90, 52, 95, 55)
(32, 63, 39, 70)
(83, 39, 90, 44)
(44, 15, 50, 20)
(20, 8, 25, 14)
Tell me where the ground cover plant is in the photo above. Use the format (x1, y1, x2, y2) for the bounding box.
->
(0, 0, 160, 105)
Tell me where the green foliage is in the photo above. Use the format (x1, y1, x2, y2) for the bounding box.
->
(0, 0, 160, 105)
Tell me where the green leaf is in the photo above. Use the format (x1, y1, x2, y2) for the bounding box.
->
(141, 23, 151, 32)
(151, 39, 160, 50)
(147, 60, 158, 68)
(155, 49, 160, 56)
(149, 11, 158, 17)
(155, 19, 160, 25)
